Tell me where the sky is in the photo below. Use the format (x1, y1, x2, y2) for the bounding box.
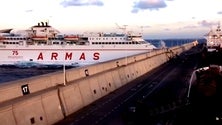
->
(0, 0, 222, 39)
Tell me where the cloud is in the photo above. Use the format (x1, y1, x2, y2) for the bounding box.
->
(217, 11, 222, 14)
(25, 10, 33, 13)
(132, 0, 167, 13)
(198, 20, 218, 27)
(191, 17, 196, 19)
(61, 0, 104, 7)
(183, 25, 197, 29)
(164, 28, 170, 31)
(131, 9, 139, 13)
(143, 25, 151, 28)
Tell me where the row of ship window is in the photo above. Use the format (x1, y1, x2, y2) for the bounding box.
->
(92, 41, 141, 44)
(2, 41, 142, 45)
(2, 42, 19, 44)
(2, 37, 64, 40)
(2, 38, 28, 40)
(89, 37, 126, 40)
(1, 41, 76, 45)
(3, 37, 129, 41)
(2, 37, 135, 41)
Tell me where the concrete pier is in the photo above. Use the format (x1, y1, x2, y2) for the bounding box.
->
(0, 41, 198, 125)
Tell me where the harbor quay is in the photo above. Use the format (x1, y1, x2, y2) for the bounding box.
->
(0, 41, 197, 125)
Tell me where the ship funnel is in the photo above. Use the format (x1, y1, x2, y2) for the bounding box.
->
(41, 22, 44, 26)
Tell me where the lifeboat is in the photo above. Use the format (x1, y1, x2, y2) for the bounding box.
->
(64, 35, 79, 41)
(32, 36, 48, 41)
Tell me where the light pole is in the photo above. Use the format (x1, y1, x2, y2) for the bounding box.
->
(187, 71, 195, 98)
(63, 48, 66, 86)
(63, 62, 66, 86)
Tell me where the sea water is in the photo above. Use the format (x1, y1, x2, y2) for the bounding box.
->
(147, 38, 206, 48)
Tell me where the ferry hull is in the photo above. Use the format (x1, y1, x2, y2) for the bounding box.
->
(0, 45, 154, 67)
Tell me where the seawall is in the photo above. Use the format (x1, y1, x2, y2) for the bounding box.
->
(0, 41, 198, 125)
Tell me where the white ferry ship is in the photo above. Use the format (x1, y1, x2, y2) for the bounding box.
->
(205, 23, 222, 52)
(0, 21, 156, 68)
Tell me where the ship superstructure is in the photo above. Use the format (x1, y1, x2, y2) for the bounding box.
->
(0, 21, 156, 67)
(205, 23, 222, 52)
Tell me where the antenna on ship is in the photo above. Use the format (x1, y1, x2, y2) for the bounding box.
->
(216, 21, 221, 31)
(137, 25, 150, 36)
(115, 23, 128, 34)
(115, 23, 128, 65)
(139, 26, 144, 36)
